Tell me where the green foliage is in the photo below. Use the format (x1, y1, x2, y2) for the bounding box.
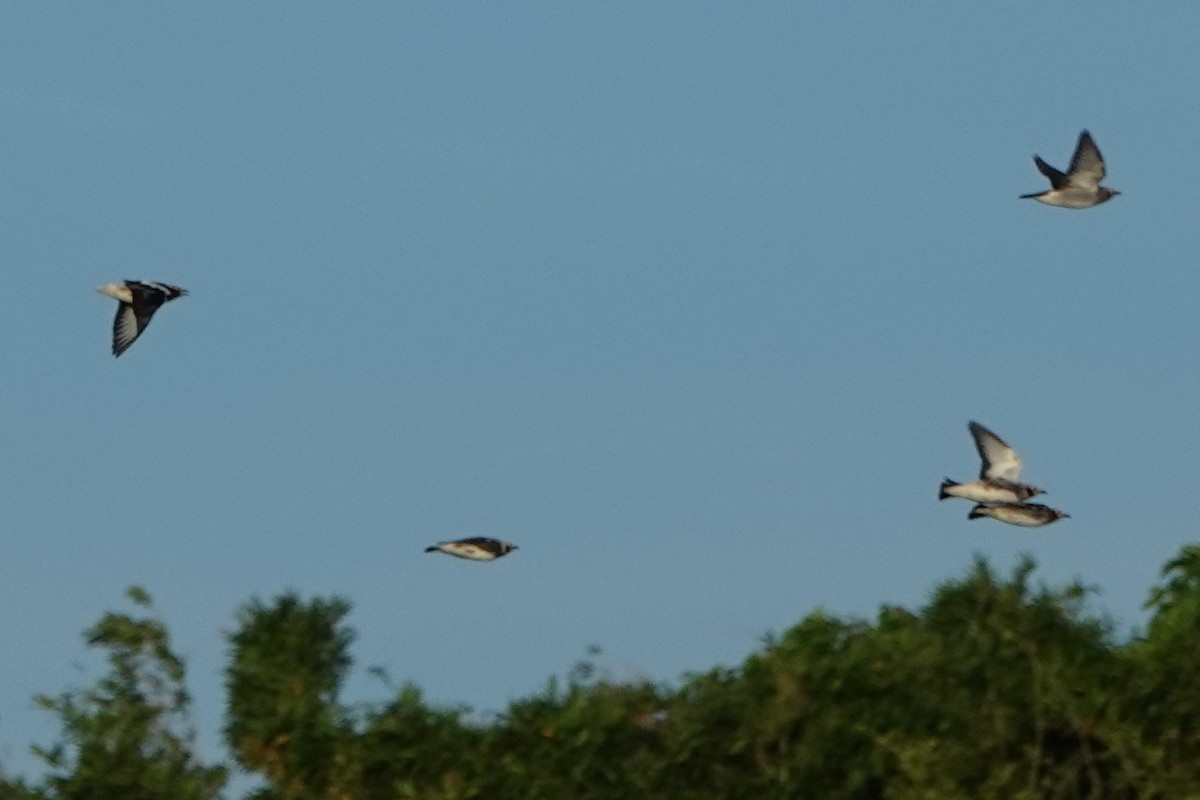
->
(0, 772, 44, 800)
(19, 548, 1200, 800)
(29, 586, 225, 800)
(223, 594, 354, 800)
(337, 682, 476, 800)
(475, 652, 668, 800)
(1109, 545, 1200, 798)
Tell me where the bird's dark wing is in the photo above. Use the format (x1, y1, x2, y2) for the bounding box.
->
(1033, 156, 1069, 189)
(127, 284, 169, 332)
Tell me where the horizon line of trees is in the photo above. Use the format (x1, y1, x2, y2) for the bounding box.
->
(3, 545, 1200, 800)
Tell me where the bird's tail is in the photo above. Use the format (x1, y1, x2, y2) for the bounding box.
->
(967, 505, 989, 520)
(424, 546, 439, 553)
(938, 478, 956, 501)
(1018, 192, 1040, 199)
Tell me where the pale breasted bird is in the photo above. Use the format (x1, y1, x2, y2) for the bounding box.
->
(424, 537, 518, 561)
(939, 421, 1044, 504)
(1020, 130, 1119, 208)
(968, 503, 1070, 527)
(96, 280, 188, 357)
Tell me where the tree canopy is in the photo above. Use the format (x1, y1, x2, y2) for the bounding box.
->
(5, 548, 1200, 800)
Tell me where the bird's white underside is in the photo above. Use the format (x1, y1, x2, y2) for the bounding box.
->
(944, 481, 1028, 505)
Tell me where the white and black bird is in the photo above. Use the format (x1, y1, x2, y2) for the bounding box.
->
(1020, 130, 1119, 209)
(424, 537, 518, 562)
(939, 421, 1044, 504)
(968, 503, 1070, 527)
(96, 280, 188, 357)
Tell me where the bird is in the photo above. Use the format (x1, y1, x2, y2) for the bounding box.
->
(1020, 130, 1119, 208)
(939, 421, 1044, 504)
(968, 503, 1070, 527)
(96, 280, 188, 357)
(424, 537, 518, 561)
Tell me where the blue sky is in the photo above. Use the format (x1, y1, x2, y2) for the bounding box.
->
(2, 3, 1199, 780)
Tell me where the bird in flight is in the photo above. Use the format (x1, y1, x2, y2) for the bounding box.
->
(424, 537, 518, 561)
(1020, 130, 1119, 208)
(96, 280, 188, 357)
(939, 421, 1044, 504)
(968, 502, 1070, 527)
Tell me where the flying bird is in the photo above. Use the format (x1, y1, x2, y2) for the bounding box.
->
(424, 537, 518, 562)
(1020, 130, 1119, 208)
(939, 421, 1044, 504)
(96, 280, 188, 357)
(967, 503, 1070, 527)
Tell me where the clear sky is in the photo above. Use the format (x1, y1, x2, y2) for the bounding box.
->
(2, 2, 1198, 781)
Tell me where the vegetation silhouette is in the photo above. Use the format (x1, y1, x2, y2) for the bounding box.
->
(5, 548, 1200, 799)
